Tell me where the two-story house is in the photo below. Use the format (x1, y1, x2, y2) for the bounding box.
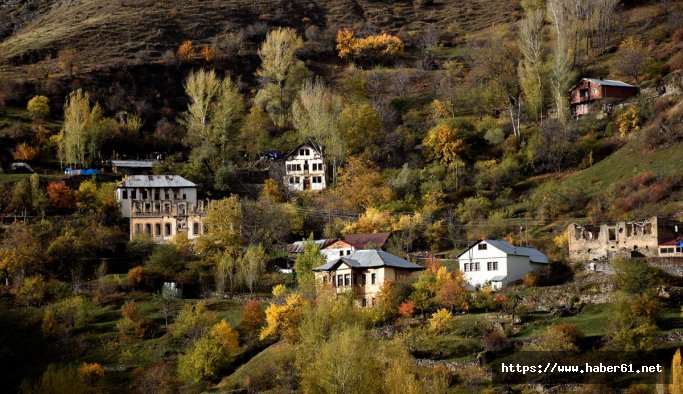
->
(313, 250, 424, 307)
(283, 143, 327, 191)
(116, 175, 197, 218)
(129, 199, 207, 242)
(457, 240, 548, 290)
(570, 78, 638, 117)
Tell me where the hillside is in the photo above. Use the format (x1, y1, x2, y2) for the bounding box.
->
(0, 0, 520, 78)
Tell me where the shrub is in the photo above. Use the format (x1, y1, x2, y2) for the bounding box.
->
(145, 244, 183, 275)
(27, 95, 49, 119)
(12, 143, 40, 161)
(177, 337, 228, 383)
(47, 181, 75, 210)
(429, 308, 453, 335)
(523, 272, 539, 287)
(483, 330, 510, 352)
(239, 301, 265, 336)
(177, 40, 195, 62)
(200, 45, 216, 62)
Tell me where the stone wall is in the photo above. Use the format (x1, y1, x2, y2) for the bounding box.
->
(647, 257, 683, 276)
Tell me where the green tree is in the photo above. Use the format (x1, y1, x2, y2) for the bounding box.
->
(293, 236, 325, 297)
(411, 271, 436, 316)
(145, 243, 184, 275)
(196, 196, 243, 257)
(9, 179, 32, 220)
(58, 89, 104, 167)
(292, 78, 344, 185)
(547, 0, 575, 121)
(30, 174, 47, 219)
(518, 7, 544, 121)
(178, 69, 245, 164)
(177, 336, 228, 384)
(171, 301, 218, 341)
(256, 27, 304, 124)
(241, 244, 266, 293)
(339, 102, 383, 158)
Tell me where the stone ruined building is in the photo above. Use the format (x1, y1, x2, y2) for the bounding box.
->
(567, 216, 683, 262)
(129, 199, 207, 243)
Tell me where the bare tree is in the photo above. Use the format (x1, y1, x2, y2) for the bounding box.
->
(547, 0, 575, 122)
(518, 7, 545, 121)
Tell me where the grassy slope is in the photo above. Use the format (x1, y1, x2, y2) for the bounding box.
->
(558, 140, 683, 197)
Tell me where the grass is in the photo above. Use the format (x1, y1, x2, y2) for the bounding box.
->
(557, 140, 683, 198)
(217, 341, 296, 391)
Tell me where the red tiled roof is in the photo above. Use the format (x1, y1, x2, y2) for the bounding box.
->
(343, 232, 391, 249)
(660, 237, 683, 246)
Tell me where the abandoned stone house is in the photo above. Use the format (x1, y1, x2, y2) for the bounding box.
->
(567, 216, 683, 261)
(129, 199, 207, 242)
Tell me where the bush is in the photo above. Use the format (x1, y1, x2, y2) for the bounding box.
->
(429, 308, 453, 335)
(483, 330, 510, 352)
(145, 244, 183, 275)
(27, 95, 50, 119)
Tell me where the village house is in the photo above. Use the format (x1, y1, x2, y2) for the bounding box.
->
(283, 142, 327, 191)
(567, 216, 683, 262)
(129, 199, 207, 242)
(321, 232, 392, 261)
(313, 249, 424, 307)
(111, 160, 155, 175)
(570, 78, 639, 117)
(457, 240, 549, 290)
(116, 175, 197, 218)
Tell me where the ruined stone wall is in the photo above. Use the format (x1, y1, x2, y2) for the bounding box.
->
(647, 257, 683, 277)
(567, 217, 663, 262)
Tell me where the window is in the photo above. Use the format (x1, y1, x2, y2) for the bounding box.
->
(122, 190, 128, 199)
(135, 223, 141, 234)
(145, 223, 151, 234)
(289, 177, 295, 184)
(154, 191, 160, 200)
(339, 251, 343, 256)
(142, 190, 148, 199)
(155, 223, 161, 236)
(463, 263, 469, 272)
(299, 149, 305, 155)
(346, 250, 351, 255)
(344, 274, 350, 286)
(361, 298, 367, 307)
(131, 190, 137, 199)
(478, 243, 487, 250)
(371, 273, 376, 285)
(371, 298, 376, 306)
(474, 262, 480, 271)
(193, 222, 199, 235)
(487, 261, 498, 271)
(337, 275, 343, 287)
(165, 223, 171, 236)
(361, 274, 366, 286)
(182, 193, 186, 200)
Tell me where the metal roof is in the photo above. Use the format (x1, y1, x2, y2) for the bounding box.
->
(313, 250, 424, 271)
(286, 239, 336, 254)
(582, 78, 636, 88)
(284, 142, 323, 161)
(490, 275, 507, 281)
(343, 232, 391, 249)
(117, 175, 196, 188)
(457, 240, 549, 264)
(111, 160, 155, 168)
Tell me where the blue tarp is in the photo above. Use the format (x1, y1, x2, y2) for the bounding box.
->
(65, 168, 98, 176)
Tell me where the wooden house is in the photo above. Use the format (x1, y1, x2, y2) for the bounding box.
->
(570, 78, 638, 117)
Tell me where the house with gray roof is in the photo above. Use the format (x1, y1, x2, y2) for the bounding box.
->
(570, 77, 639, 117)
(116, 175, 197, 218)
(313, 249, 424, 307)
(457, 239, 549, 290)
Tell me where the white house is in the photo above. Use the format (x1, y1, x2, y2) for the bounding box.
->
(283, 143, 327, 191)
(116, 175, 197, 218)
(322, 240, 355, 261)
(457, 240, 549, 290)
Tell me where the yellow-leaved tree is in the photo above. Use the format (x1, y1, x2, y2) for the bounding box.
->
(260, 293, 307, 343)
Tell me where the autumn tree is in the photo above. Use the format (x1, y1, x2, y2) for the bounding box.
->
(429, 308, 454, 335)
(177, 40, 195, 62)
(260, 293, 307, 342)
(339, 102, 383, 158)
(614, 37, 648, 84)
(434, 266, 468, 311)
(12, 143, 39, 162)
(336, 28, 404, 62)
(423, 122, 467, 165)
(57, 48, 77, 78)
(178, 69, 245, 165)
(27, 95, 50, 119)
(239, 301, 266, 339)
(671, 348, 683, 394)
(256, 27, 304, 124)
(335, 155, 394, 210)
(237, 106, 272, 162)
(171, 301, 218, 341)
(292, 78, 344, 185)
